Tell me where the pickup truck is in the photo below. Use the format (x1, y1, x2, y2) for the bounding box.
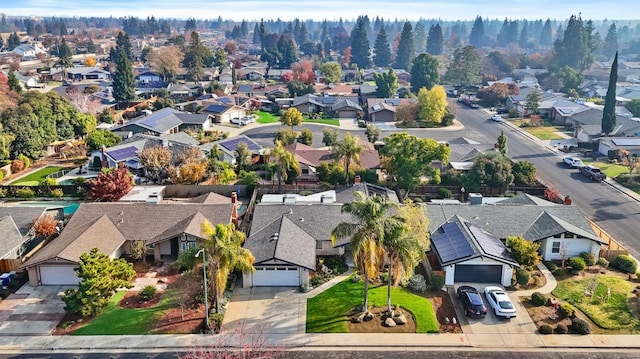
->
(579, 165, 606, 181)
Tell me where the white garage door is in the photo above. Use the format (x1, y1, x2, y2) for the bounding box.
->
(39, 265, 80, 285)
(252, 267, 299, 286)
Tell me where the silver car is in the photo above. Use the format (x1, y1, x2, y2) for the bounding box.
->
(484, 286, 517, 319)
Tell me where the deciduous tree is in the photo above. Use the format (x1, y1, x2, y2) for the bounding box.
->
(298, 128, 314, 146)
(374, 69, 398, 98)
(86, 130, 122, 150)
(525, 89, 542, 116)
(149, 45, 184, 82)
(445, 46, 482, 86)
(280, 107, 303, 129)
(291, 60, 314, 84)
(512, 161, 537, 186)
(417, 85, 447, 124)
(33, 214, 59, 238)
(463, 152, 514, 195)
(234, 142, 253, 172)
(365, 124, 381, 143)
(410, 53, 439, 93)
(506, 236, 541, 269)
(320, 62, 342, 84)
(138, 145, 172, 182)
(87, 165, 134, 201)
(322, 127, 339, 148)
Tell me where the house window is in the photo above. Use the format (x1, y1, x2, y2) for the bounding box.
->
(552, 241, 561, 254)
(316, 240, 323, 250)
(180, 234, 198, 252)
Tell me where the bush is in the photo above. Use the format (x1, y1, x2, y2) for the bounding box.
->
(40, 177, 58, 186)
(73, 177, 87, 185)
(0, 170, 4, 181)
(544, 261, 557, 271)
(49, 188, 64, 198)
(568, 257, 586, 272)
(407, 274, 427, 293)
(351, 275, 361, 283)
(516, 268, 530, 286)
(0, 188, 6, 198)
(579, 252, 596, 266)
(323, 255, 348, 275)
(17, 154, 32, 169)
(438, 187, 452, 199)
(531, 292, 547, 306)
(554, 323, 568, 334)
(538, 324, 553, 334)
(552, 267, 566, 276)
(613, 254, 637, 274)
(508, 108, 519, 118)
(558, 303, 575, 319)
(597, 257, 609, 267)
(139, 285, 157, 301)
(16, 187, 35, 198)
(570, 317, 591, 335)
(430, 274, 445, 291)
(10, 159, 24, 173)
(310, 275, 324, 287)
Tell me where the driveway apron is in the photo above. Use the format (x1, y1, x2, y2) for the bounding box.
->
(0, 285, 68, 336)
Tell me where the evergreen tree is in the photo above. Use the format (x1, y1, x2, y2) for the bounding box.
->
(553, 14, 597, 72)
(539, 19, 552, 46)
(602, 51, 618, 135)
(394, 21, 414, 69)
(252, 23, 260, 44)
(112, 50, 136, 104)
(497, 19, 510, 47)
(7, 31, 20, 50)
(519, 25, 529, 49)
(410, 53, 440, 93)
(7, 69, 22, 94)
(373, 25, 391, 67)
(115, 32, 133, 62)
(414, 22, 427, 53)
(55, 39, 73, 78)
(374, 69, 398, 98)
(277, 37, 297, 68)
(350, 18, 371, 69)
(603, 23, 618, 60)
(445, 46, 482, 86)
(185, 31, 205, 82)
(426, 24, 443, 55)
(469, 16, 486, 47)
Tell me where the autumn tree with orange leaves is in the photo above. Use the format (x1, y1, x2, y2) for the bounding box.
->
(33, 214, 59, 238)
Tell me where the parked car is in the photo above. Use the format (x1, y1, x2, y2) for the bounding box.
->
(483, 286, 517, 319)
(242, 115, 255, 123)
(563, 156, 584, 168)
(491, 114, 502, 122)
(496, 107, 508, 114)
(230, 117, 247, 126)
(580, 165, 606, 181)
(457, 285, 487, 318)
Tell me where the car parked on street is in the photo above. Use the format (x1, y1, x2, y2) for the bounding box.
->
(483, 286, 517, 319)
(457, 285, 487, 318)
(230, 117, 247, 126)
(563, 156, 584, 168)
(491, 114, 502, 122)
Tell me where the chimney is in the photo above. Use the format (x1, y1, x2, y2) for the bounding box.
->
(468, 193, 483, 205)
(564, 196, 572, 205)
(231, 192, 237, 204)
(146, 192, 162, 204)
(354, 175, 361, 184)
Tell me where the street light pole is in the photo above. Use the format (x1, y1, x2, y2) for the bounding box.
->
(195, 248, 208, 331)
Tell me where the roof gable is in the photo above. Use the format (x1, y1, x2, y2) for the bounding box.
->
(523, 211, 605, 244)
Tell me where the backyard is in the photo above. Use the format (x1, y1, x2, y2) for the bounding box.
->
(306, 277, 439, 333)
(10, 166, 66, 186)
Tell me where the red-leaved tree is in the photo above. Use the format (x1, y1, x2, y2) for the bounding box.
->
(33, 214, 59, 238)
(291, 60, 314, 85)
(342, 46, 352, 66)
(87, 165, 134, 201)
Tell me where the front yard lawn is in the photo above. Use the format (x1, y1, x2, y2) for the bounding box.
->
(590, 162, 630, 178)
(522, 126, 566, 140)
(256, 111, 280, 124)
(306, 277, 438, 333)
(552, 273, 640, 331)
(303, 118, 340, 126)
(10, 166, 65, 186)
(72, 290, 173, 335)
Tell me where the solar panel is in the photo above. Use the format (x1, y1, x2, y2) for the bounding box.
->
(468, 223, 513, 262)
(220, 137, 261, 152)
(107, 146, 138, 161)
(432, 221, 475, 263)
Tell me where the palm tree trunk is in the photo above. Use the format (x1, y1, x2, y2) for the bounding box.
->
(277, 165, 283, 193)
(362, 272, 369, 313)
(344, 157, 350, 185)
(387, 256, 392, 313)
(212, 264, 219, 313)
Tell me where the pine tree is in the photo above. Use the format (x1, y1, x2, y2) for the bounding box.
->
(426, 24, 443, 55)
(185, 31, 205, 82)
(469, 16, 486, 48)
(350, 17, 371, 69)
(603, 23, 618, 60)
(112, 50, 136, 104)
(373, 25, 391, 67)
(519, 25, 529, 49)
(7, 31, 20, 50)
(115, 32, 133, 61)
(252, 23, 260, 44)
(414, 22, 427, 54)
(7, 69, 22, 94)
(602, 51, 618, 135)
(553, 14, 596, 72)
(394, 21, 414, 69)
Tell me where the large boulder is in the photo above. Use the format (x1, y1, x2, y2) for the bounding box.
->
(384, 317, 397, 327)
(394, 314, 408, 325)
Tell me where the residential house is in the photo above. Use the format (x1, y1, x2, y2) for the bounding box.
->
(200, 135, 264, 165)
(366, 98, 417, 122)
(21, 201, 237, 286)
(66, 66, 111, 81)
(292, 94, 362, 118)
(506, 87, 557, 117)
(11, 43, 46, 60)
(218, 68, 234, 84)
(238, 67, 266, 81)
(265, 69, 293, 81)
(572, 108, 640, 143)
(110, 108, 213, 136)
(444, 137, 496, 171)
(200, 103, 247, 124)
(0, 207, 65, 261)
(598, 137, 640, 159)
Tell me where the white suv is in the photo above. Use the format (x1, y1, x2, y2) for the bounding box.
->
(563, 156, 584, 168)
(230, 117, 247, 126)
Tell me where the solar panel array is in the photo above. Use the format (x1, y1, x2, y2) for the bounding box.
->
(107, 146, 138, 161)
(468, 223, 512, 261)
(220, 137, 261, 152)
(205, 104, 229, 113)
(432, 221, 475, 263)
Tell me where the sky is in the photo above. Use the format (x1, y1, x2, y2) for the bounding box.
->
(3, 0, 639, 21)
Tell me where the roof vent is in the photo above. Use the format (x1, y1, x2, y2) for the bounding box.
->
(299, 217, 304, 222)
(270, 232, 279, 241)
(288, 208, 293, 215)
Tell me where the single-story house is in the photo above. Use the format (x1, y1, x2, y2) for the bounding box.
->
(200, 104, 247, 124)
(598, 137, 640, 158)
(291, 94, 362, 117)
(200, 135, 263, 165)
(66, 67, 111, 81)
(429, 214, 519, 286)
(21, 201, 237, 286)
(11, 43, 46, 60)
(110, 108, 213, 136)
(443, 137, 496, 171)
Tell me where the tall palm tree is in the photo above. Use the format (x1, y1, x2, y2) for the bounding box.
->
(331, 192, 397, 313)
(270, 140, 300, 192)
(201, 221, 255, 313)
(333, 132, 364, 185)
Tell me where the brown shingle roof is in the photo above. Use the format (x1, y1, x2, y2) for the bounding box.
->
(285, 142, 380, 169)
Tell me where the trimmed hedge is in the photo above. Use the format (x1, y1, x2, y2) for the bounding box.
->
(613, 255, 637, 274)
(570, 317, 591, 335)
(531, 292, 547, 306)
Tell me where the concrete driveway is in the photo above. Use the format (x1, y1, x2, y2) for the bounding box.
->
(450, 285, 538, 335)
(0, 285, 69, 335)
(221, 287, 306, 336)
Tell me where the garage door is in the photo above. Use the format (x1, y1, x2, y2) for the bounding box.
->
(454, 264, 502, 283)
(252, 267, 299, 286)
(338, 110, 357, 118)
(39, 265, 80, 285)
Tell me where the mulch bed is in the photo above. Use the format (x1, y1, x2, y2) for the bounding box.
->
(425, 290, 462, 333)
(347, 306, 417, 333)
(119, 291, 162, 309)
(153, 303, 205, 334)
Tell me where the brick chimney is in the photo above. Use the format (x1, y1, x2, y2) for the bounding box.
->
(354, 175, 361, 184)
(231, 192, 237, 204)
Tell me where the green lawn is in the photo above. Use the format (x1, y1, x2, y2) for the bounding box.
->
(306, 277, 439, 333)
(10, 166, 65, 186)
(304, 119, 340, 126)
(522, 126, 566, 140)
(256, 111, 280, 124)
(72, 290, 174, 335)
(590, 162, 630, 178)
(552, 274, 640, 330)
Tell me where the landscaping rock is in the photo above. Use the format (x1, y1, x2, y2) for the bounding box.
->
(363, 311, 374, 322)
(384, 317, 397, 327)
(394, 314, 408, 325)
(352, 313, 364, 323)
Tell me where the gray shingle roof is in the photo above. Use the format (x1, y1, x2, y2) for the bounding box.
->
(523, 212, 605, 244)
(0, 207, 51, 258)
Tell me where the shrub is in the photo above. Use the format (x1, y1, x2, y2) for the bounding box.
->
(323, 255, 348, 275)
(310, 275, 324, 287)
(579, 252, 597, 266)
(379, 272, 389, 283)
(351, 275, 361, 283)
(300, 284, 311, 293)
(570, 317, 591, 335)
(73, 177, 87, 185)
(597, 257, 609, 267)
(613, 254, 637, 274)
(438, 187, 452, 199)
(10, 159, 24, 173)
(40, 177, 58, 186)
(0, 170, 4, 181)
(538, 324, 553, 334)
(531, 292, 547, 306)
(568, 257, 586, 272)
(407, 274, 427, 293)
(209, 313, 224, 328)
(544, 261, 557, 271)
(139, 285, 157, 301)
(0, 188, 6, 198)
(430, 274, 445, 291)
(516, 268, 530, 286)
(558, 303, 575, 319)
(552, 267, 566, 276)
(17, 154, 32, 169)
(554, 323, 568, 334)
(49, 188, 64, 198)
(16, 187, 35, 198)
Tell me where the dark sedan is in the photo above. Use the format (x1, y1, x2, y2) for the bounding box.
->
(457, 285, 487, 318)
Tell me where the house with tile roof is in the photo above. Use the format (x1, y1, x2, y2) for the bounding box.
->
(21, 201, 237, 286)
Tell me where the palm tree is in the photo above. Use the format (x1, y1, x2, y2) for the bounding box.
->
(201, 221, 255, 313)
(333, 132, 364, 185)
(270, 140, 300, 192)
(331, 192, 397, 313)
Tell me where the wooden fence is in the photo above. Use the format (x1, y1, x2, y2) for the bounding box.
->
(0, 259, 22, 273)
(587, 218, 629, 261)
